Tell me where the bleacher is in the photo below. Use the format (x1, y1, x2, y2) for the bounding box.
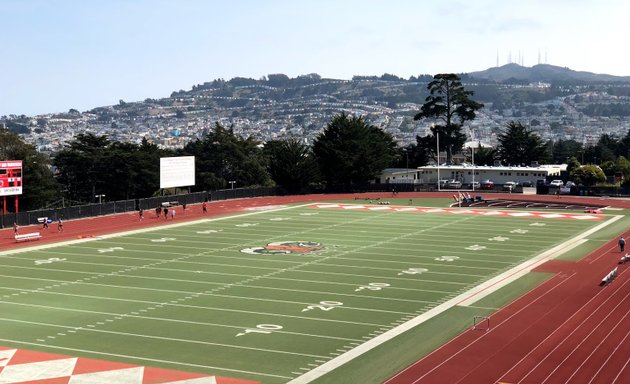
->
(15, 232, 42, 243)
(600, 267, 618, 286)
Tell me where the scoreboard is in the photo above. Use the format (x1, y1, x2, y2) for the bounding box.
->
(0, 160, 23, 197)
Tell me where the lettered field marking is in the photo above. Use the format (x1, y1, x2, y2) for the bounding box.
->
(311, 203, 604, 220)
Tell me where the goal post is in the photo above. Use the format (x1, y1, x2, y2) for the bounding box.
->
(473, 316, 490, 331)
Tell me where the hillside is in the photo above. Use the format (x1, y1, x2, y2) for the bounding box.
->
(468, 63, 630, 83)
(6, 65, 630, 151)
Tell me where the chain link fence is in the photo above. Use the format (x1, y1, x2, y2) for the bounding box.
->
(1, 187, 279, 229)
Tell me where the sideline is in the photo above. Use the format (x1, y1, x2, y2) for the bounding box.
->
(0, 203, 311, 257)
(285, 214, 623, 384)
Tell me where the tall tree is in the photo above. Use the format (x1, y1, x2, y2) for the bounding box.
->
(571, 165, 606, 187)
(53, 133, 111, 204)
(413, 135, 437, 165)
(263, 139, 319, 193)
(496, 121, 548, 166)
(0, 128, 59, 210)
(465, 143, 496, 166)
(313, 113, 397, 185)
(549, 139, 584, 164)
(414, 74, 483, 163)
(181, 123, 272, 190)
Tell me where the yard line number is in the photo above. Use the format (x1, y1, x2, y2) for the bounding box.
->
(355, 282, 390, 292)
(35, 257, 66, 265)
(398, 267, 428, 276)
(236, 324, 283, 337)
(302, 301, 343, 312)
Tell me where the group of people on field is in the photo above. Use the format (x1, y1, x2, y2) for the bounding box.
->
(12, 217, 63, 236)
(148, 201, 209, 221)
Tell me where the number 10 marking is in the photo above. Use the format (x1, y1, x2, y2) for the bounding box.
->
(236, 324, 283, 337)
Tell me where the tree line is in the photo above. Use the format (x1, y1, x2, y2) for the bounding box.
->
(2, 74, 630, 211)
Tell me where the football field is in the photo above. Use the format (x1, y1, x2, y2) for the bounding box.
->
(0, 202, 610, 383)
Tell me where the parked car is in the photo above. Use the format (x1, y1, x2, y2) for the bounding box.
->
(446, 179, 462, 189)
(549, 180, 564, 187)
(480, 180, 494, 190)
(502, 181, 518, 191)
(565, 181, 576, 188)
(520, 180, 534, 187)
(468, 181, 480, 189)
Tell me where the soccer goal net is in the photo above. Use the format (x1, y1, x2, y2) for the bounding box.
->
(473, 316, 490, 331)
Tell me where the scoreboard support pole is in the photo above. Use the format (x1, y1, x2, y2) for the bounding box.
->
(14, 195, 18, 214)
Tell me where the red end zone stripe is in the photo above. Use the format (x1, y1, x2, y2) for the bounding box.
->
(311, 204, 604, 220)
(0, 346, 259, 384)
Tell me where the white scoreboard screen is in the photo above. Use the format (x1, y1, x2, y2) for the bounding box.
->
(160, 156, 195, 189)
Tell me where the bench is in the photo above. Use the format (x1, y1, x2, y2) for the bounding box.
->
(600, 267, 618, 286)
(15, 232, 42, 243)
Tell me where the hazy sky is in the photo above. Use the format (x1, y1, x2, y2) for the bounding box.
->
(2, 0, 629, 116)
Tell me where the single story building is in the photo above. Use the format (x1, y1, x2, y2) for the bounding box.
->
(415, 164, 566, 186)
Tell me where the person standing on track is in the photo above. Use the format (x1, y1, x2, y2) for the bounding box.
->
(619, 236, 625, 252)
(57, 218, 64, 232)
(202, 201, 207, 214)
(13, 222, 18, 235)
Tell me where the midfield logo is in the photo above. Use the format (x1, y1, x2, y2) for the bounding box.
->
(241, 241, 323, 255)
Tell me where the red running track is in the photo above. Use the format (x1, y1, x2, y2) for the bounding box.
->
(386, 211, 630, 383)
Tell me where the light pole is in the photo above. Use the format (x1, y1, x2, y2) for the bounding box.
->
(471, 144, 476, 191)
(229, 181, 236, 190)
(95, 194, 105, 204)
(436, 128, 441, 191)
(403, 148, 409, 170)
(403, 148, 409, 182)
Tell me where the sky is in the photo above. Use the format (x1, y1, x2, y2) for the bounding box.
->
(2, 0, 629, 117)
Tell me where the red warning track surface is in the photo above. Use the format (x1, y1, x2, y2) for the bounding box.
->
(1, 192, 629, 383)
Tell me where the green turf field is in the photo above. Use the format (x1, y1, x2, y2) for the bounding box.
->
(0, 201, 616, 383)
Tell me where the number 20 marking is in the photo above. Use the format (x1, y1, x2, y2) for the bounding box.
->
(302, 301, 343, 312)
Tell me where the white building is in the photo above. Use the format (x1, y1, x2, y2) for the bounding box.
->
(415, 164, 566, 186)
